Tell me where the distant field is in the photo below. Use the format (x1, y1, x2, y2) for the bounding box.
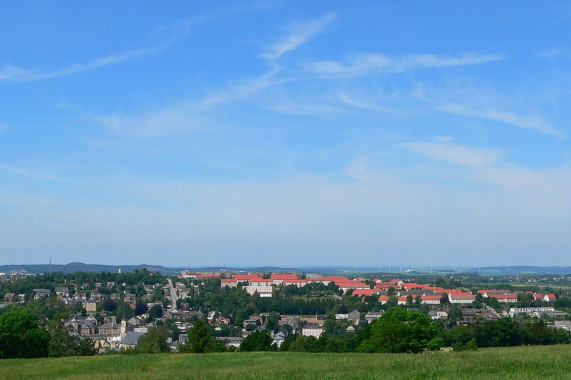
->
(0, 345, 570, 380)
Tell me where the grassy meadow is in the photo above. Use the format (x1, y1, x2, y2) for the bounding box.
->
(0, 345, 569, 380)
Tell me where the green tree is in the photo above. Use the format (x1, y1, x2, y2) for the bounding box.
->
(0, 310, 50, 358)
(188, 319, 209, 353)
(134, 303, 148, 316)
(147, 304, 163, 321)
(239, 331, 274, 352)
(48, 323, 96, 357)
(135, 326, 169, 354)
(363, 307, 438, 353)
(103, 299, 117, 312)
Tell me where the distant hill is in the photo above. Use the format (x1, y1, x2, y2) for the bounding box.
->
(0, 263, 569, 276)
(469, 266, 571, 275)
(0, 262, 182, 275)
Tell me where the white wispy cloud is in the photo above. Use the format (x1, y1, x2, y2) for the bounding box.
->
(95, 102, 208, 138)
(336, 92, 400, 113)
(301, 52, 503, 77)
(0, 45, 166, 82)
(402, 142, 502, 168)
(0, 10, 218, 82)
(199, 67, 283, 107)
(261, 13, 337, 60)
(96, 69, 283, 137)
(0, 163, 65, 181)
(438, 103, 564, 138)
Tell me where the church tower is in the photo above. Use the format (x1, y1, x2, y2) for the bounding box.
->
(120, 302, 127, 338)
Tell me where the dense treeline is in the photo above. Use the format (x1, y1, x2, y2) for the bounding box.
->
(238, 308, 571, 353)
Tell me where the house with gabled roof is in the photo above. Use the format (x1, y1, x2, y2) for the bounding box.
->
(119, 331, 145, 350)
(448, 293, 475, 304)
(33, 288, 50, 300)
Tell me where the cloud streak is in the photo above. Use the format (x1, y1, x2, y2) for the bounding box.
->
(439, 103, 564, 138)
(0, 10, 217, 82)
(302, 52, 503, 77)
(402, 142, 502, 168)
(261, 13, 337, 60)
(0, 44, 167, 82)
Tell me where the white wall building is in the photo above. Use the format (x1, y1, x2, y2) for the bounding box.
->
(302, 325, 324, 339)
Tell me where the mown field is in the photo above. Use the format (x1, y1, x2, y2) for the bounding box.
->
(0, 345, 570, 380)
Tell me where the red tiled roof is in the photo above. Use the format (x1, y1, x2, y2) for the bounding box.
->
(445, 289, 468, 294)
(352, 289, 374, 296)
(449, 293, 475, 299)
(488, 294, 517, 300)
(421, 295, 442, 300)
(271, 274, 300, 280)
(284, 279, 307, 283)
(233, 275, 264, 281)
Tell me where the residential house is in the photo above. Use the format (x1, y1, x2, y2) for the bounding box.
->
(533, 293, 556, 302)
(178, 287, 191, 299)
(420, 295, 442, 305)
(428, 310, 448, 320)
(216, 336, 243, 349)
(364, 311, 384, 323)
(243, 317, 262, 329)
(83, 299, 97, 312)
(3, 293, 15, 304)
(272, 332, 287, 348)
(280, 315, 300, 332)
(301, 324, 324, 339)
(486, 294, 517, 303)
(33, 288, 50, 300)
(55, 287, 70, 299)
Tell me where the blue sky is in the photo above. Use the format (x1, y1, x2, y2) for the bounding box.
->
(1, 2, 570, 267)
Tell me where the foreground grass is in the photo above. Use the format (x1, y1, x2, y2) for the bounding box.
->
(0, 345, 570, 380)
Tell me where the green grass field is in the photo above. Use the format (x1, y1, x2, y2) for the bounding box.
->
(0, 345, 570, 380)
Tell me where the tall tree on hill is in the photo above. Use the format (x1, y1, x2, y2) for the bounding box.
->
(188, 319, 209, 353)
